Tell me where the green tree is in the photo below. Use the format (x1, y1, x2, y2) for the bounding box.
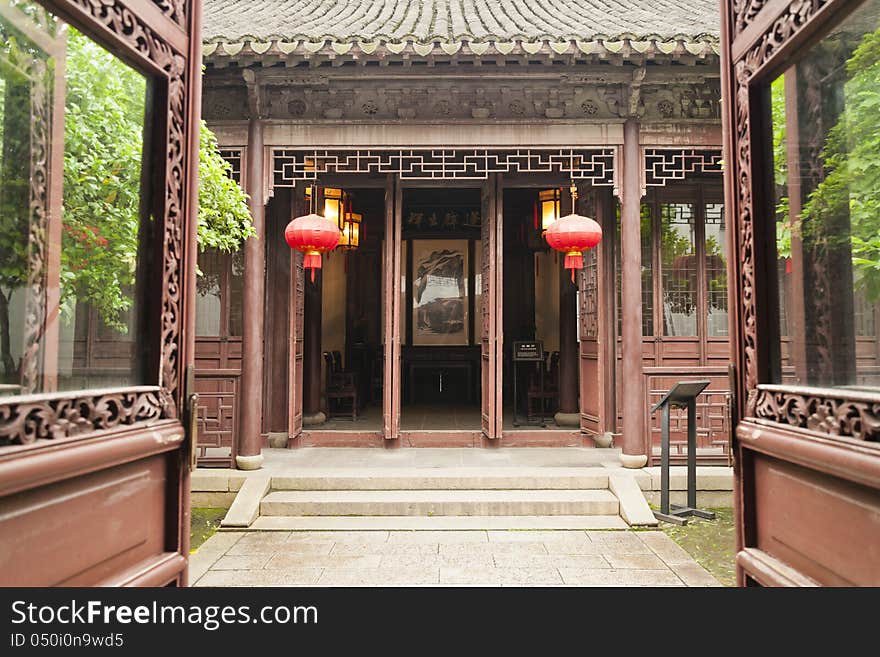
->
(0, 27, 254, 380)
(773, 27, 880, 301)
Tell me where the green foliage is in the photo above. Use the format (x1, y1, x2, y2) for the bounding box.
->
(1, 29, 254, 341)
(197, 120, 254, 253)
(771, 75, 792, 260)
(61, 31, 146, 330)
(773, 28, 880, 301)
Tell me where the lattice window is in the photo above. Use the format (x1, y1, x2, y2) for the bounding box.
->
(645, 148, 723, 186)
(219, 148, 243, 184)
(272, 148, 616, 184)
(579, 250, 598, 340)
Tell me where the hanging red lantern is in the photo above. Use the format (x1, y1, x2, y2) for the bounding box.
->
(284, 213, 341, 282)
(544, 213, 602, 281)
(544, 182, 602, 282)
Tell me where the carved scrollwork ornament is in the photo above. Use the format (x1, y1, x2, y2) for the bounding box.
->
(754, 388, 880, 442)
(0, 389, 165, 446)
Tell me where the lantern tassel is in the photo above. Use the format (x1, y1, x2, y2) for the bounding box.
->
(304, 252, 322, 283)
(564, 252, 583, 283)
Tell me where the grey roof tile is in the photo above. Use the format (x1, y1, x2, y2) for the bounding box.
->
(202, 0, 720, 43)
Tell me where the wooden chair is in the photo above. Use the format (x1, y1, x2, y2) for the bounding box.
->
(527, 351, 559, 420)
(323, 352, 358, 420)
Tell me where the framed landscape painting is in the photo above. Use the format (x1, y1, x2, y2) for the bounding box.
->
(411, 240, 469, 346)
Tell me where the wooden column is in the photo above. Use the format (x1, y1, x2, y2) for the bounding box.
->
(303, 268, 324, 423)
(619, 120, 648, 468)
(556, 263, 579, 425)
(236, 117, 265, 470)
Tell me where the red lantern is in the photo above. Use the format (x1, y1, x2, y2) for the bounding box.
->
(544, 213, 602, 282)
(284, 213, 341, 282)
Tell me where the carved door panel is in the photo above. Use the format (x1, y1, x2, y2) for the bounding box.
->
(0, 0, 201, 585)
(480, 174, 502, 439)
(722, 0, 880, 586)
(288, 189, 307, 441)
(578, 188, 605, 437)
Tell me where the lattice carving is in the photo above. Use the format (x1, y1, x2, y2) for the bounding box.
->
(579, 250, 599, 340)
(195, 374, 238, 465)
(219, 148, 243, 184)
(644, 148, 723, 186)
(0, 387, 165, 446)
(273, 149, 616, 184)
(754, 387, 880, 442)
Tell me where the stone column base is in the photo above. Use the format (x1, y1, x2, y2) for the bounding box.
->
(554, 412, 580, 428)
(590, 431, 614, 448)
(267, 432, 289, 448)
(620, 453, 648, 469)
(235, 453, 264, 471)
(303, 411, 327, 427)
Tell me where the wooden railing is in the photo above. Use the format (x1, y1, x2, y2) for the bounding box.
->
(643, 366, 731, 466)
(194, 369, 240, 467)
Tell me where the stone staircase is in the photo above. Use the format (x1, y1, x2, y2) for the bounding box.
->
(228, 468, 648, 530)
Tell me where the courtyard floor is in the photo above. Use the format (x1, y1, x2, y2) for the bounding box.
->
(189, 528, 721, 587)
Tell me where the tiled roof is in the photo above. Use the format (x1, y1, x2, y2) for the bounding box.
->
(203, 0, 720, 60)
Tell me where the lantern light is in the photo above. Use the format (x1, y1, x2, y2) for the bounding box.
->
(539, 188, 561, 230)
(322, 187, 346, 230)
(543, 183, 602, 282)
(339, 211, 361, 250)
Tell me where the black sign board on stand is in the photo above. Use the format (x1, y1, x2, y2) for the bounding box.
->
(651, 380, 717, 526)
(512, 341, 545, 427)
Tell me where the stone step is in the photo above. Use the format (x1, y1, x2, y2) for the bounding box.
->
(246, 514, 628, 531)
(269, 467, 609, 491)
(260, 489, 619, 517)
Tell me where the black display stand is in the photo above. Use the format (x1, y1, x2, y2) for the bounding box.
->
(651, 380, 717, 526)
(512, 341, 545, 427)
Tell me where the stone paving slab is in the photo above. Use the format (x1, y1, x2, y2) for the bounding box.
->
(191, 529, 720, 587)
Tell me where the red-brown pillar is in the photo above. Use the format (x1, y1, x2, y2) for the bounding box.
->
(302, 269, 325, 424)
(236, 118, 265, 470)
(555, 264, 579, 426)
(620, 120, 648, 468)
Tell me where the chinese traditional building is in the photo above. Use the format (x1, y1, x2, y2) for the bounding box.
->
(196, 0, 733, 470)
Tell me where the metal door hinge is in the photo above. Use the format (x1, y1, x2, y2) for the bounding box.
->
(185, 364, 199, 471)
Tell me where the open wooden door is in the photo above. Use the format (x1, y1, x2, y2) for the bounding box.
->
(382, 175, 402, 440)
(580, 187, 616, 441)
(578, 188, 601, 437)
(722, 0, 880, 586)
(480, 174, 503, 439)
(0, 0, 201, 585)
(287, 188, 307, 442)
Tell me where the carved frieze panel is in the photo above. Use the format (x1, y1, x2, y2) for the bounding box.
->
(203, 85, 248, 120)
(640, 82, 722, 120)
(272, 148, 616, 184)
(754, 387, 880, 442)
(0, 388, 165, 446)
(644, 148, 723, 186)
